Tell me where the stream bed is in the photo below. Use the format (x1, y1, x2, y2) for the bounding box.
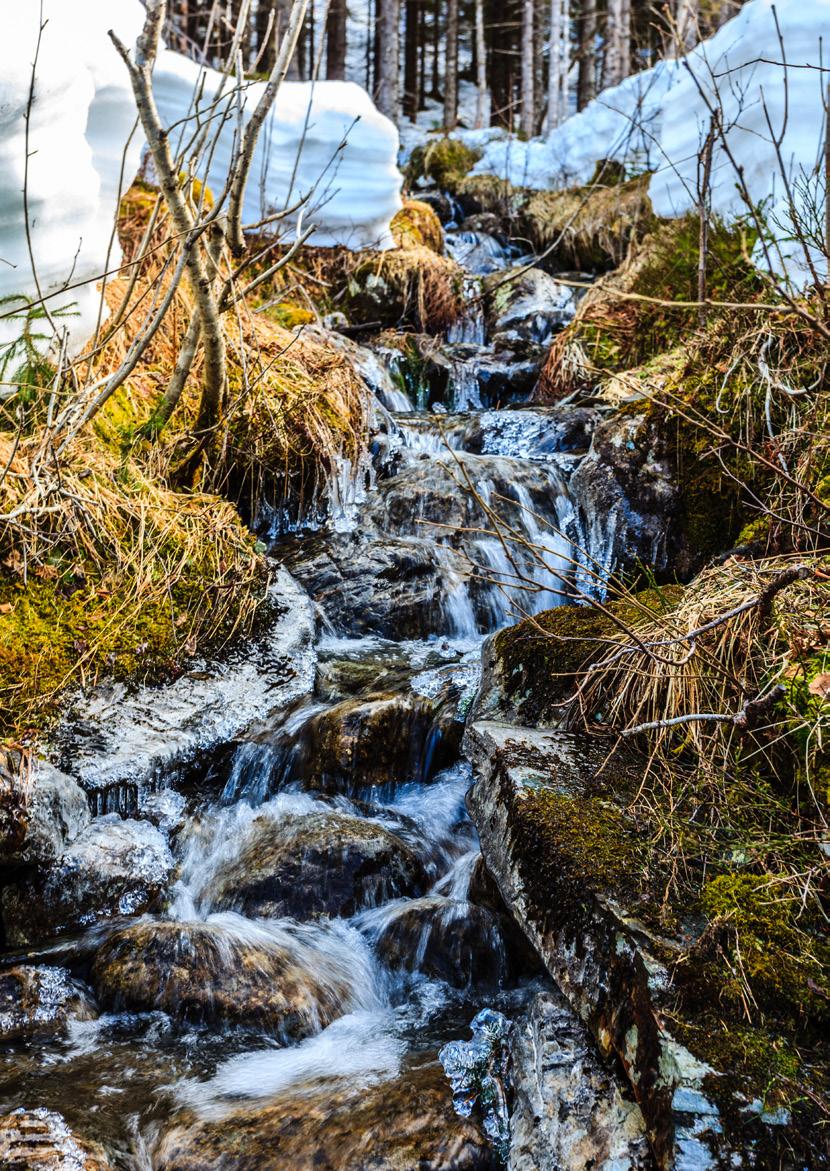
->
(0, 225, 642, 1169)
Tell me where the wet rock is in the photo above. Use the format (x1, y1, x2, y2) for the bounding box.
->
(1, 816, 174, 947)
(0, 965, 96, 1043)
(296, 324, 410, 413)
(371, 896, 508, 989)
(0, 754, 90, 868)
(91, 917, 352, 1034)
(154, 1060, 496, 1170)
(285, 531, 461, 639)
(0, 1108, 112, 1170)
(465, 720, 790, 1170)
(210, 811, 427, 919)
(458, 406, 598, 457)
(483, 267, 575, 345)
(568, 409, 679, 582)
(52, 567, 315, 807)
(298, 691, 442, 790)
(509, 989, 651, 1171)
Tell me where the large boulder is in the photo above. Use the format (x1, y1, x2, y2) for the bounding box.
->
(1, 816, 174, 947)
(209, 811, 427, 919)
(0, 965, 96, 1044)
(153, 1061, 496, 1170)
(91, 917, 354, 1034)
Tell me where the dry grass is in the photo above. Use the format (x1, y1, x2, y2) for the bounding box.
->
(390, 199, 444, 254)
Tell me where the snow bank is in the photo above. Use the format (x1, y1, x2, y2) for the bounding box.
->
(472, 0, 828, 288)
(472, 62, 679, 190)
(649, 0, 829, 286)
(0, 0, 145, 356)
(0, 2, 401, 361)
(152, 52, 402, 251)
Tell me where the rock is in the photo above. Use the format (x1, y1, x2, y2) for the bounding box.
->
(153, 1061, 496, 1170)
(52, 567, 315, 810)
(297, 691, 443, 791)
(370, 896, 508, 989)
(0, 1108, 112, 1170)
(209, 810, 427, 919)
(0, 754, 90, 868)
(465, 720, 799, 1170)
(296, 324, 412, 414)
(0, 965, 96, 1043)
(458, 406, 598, 457)
(91, 917, 354, 1034)
(483, 267, 575, 346)
(1, 816, 174, 947)
(508, 989, 651, 1171)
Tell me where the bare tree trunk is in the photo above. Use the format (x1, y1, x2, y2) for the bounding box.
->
(377, 0, 399, 118)
(443, 0, 459, 132)
(604, 0, 630, 87)
(325, 0, 347, 77)
(545, 0, 566, 130)
(533, 0, 545, 132)
(577, 0, 596, 110)
(520, 0, 535, 137)
(430, 0, 441, 98)
(674, 0, 699, 54)
(474, 0, 487, 127)
(403, 0, 420, 119)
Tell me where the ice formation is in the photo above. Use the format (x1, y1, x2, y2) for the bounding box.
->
(472, 0, 829, 287)
(0, 0, 401, 361)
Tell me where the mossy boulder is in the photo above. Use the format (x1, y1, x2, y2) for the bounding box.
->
(391, 199, 444, 253)
(209, 810, 427, 919)
(482, 267, 575, 345)
(153, 1060, 495, 1171)
(407, 137, 482, 192)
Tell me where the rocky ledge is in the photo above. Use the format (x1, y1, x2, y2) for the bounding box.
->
(465, 721, 804, 1171)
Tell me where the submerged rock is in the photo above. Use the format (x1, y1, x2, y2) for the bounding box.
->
(369, 896, 508, 989)
(508, 989, 650, 1171)
(1, 816, 174, 947)
(209, 811, 427, 919)
(297, 691, 443, 790)
(91, 917, 353, 1035)
(154, 1061, 496, 1170)
(0, 1108, 112, 1170)
(0, 965, 96, 1044)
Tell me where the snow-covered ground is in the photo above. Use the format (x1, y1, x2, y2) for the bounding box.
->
(0, 0, 401, 360)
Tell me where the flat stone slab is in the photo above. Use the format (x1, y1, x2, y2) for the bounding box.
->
(465, 721, 797, 1171)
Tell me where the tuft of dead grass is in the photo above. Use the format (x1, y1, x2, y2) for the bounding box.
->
(390, 199, 444, 254)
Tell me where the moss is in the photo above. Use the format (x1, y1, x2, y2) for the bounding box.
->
(390, 199, 444, 254)
(492, 587, 683, 725)
(406, 137, 481, 191)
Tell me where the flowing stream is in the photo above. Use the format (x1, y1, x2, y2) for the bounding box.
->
(0, 228, 610, 1167)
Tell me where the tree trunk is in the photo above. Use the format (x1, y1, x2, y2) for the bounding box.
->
(255, 0, 277, 72)
(325, 0, 347, 77)
(431, 0, 441, 98)
(474, 0, 487, 127)
(520, 0, 535, 137)
(545, 0, 567, 130)
(443, 0, 459, 132)
(377, 0, 400, 119)
(533, 0, 546, 132)
(674, 0, 699, 54)
(577, 0, 596, 110)
(403, 0, 420, 120)
(604, 0, 630, 88)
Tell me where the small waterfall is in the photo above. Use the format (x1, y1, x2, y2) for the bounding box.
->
(446, 278, 487, 347)
(445, 231, 517, 276)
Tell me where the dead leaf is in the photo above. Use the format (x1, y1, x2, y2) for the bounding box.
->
(807, 673, 830, 700)
(0, 602, 13, 615)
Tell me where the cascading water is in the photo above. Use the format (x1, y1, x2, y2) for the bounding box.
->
(0, 219, 613, 1170)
